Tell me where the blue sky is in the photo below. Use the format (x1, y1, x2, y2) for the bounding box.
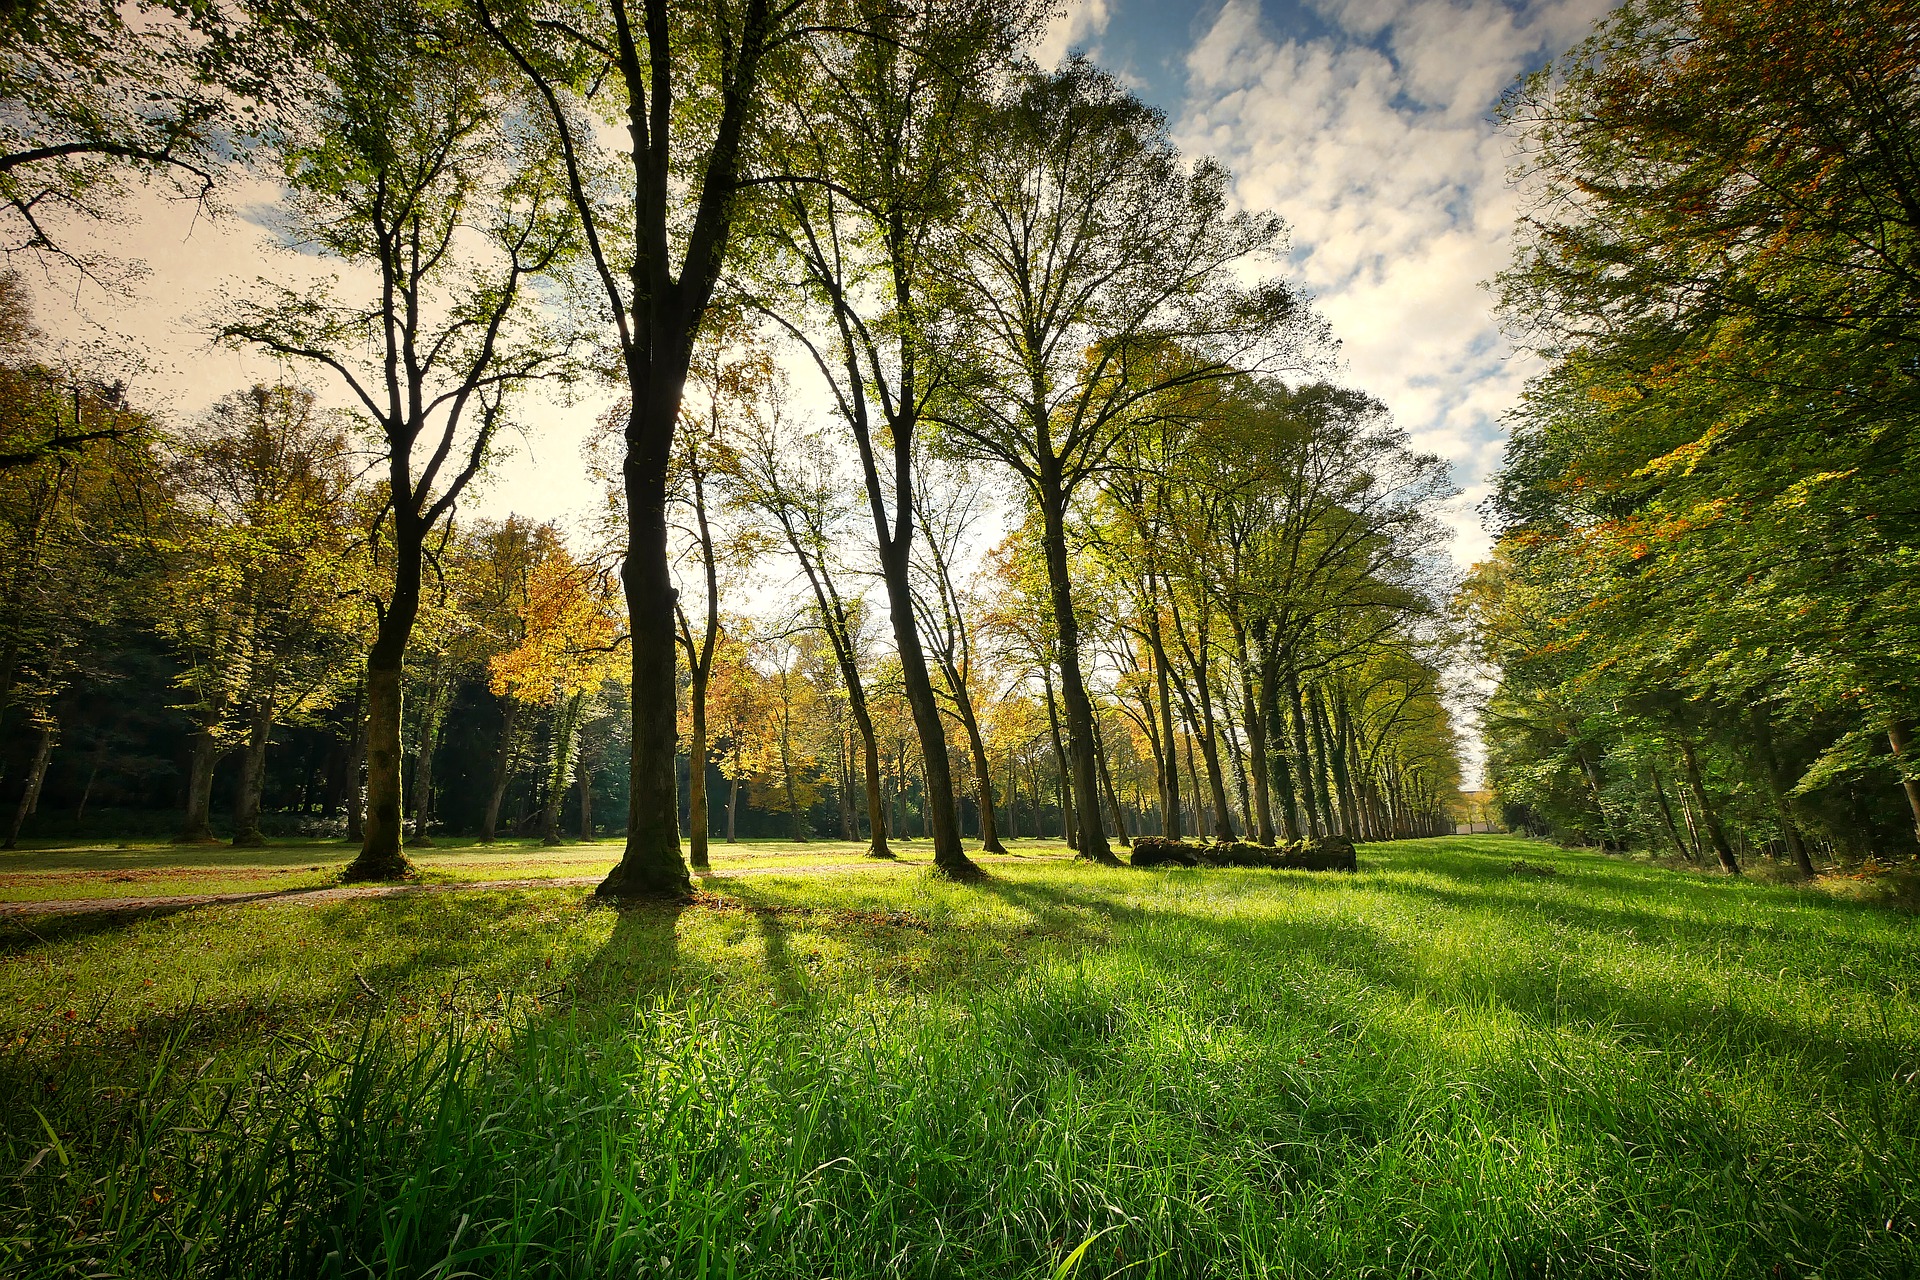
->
(55, 0, 1616, 572)
(1037, 0, 1618, 563)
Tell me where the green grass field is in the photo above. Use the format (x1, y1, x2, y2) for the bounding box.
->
(0, 836, 1067, 904)
(3, 834, 1916, 1277)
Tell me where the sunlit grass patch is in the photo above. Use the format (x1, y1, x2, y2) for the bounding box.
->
(2, 835, 1916, 1277)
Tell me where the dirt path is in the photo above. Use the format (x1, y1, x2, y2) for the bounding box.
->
(0, 854, 1077, 919)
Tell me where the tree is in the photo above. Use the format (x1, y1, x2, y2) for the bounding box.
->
(158, 384, 361, 846)
(476, 0, 821, 898)
(1483, 0, 1920, 865)
(728, 408, 893, 856)
(490, 551, 623, 845)
(223, 1, 571, 878)
(749, 0, 1048, 880)
(909, 451, 1008, 852)
(0, 295, 165, 847)
(935, 61, 1309, 863)
(0, 0, 260, 283)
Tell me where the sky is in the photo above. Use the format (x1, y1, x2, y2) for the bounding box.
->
(36, 0, 1614, 575)
(1035, 0, 1617, 567)
(35, 0, 1615, 570)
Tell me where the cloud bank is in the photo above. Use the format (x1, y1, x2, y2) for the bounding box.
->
(1175, 0, 1613, 565)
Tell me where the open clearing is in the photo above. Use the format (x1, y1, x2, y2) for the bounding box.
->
(3, 834, 1916, 1277)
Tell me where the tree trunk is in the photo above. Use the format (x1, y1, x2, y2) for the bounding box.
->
(1576, 749, 1619, 849)
(877, 539, 975, 876)
(542, 692, 585, 847)
(1285, 666, 1320, 836)
(727, 772, 740, 843)
(579, 765, 593, 839)
(1678, 737, 1740, 874)
(1304, 685, 1339, 837)
(1149, 618, 1181, 838)
(408, 687, 441, 847)
(481, 696, 522, 843)
(849, 696, 891, 858)
(1042, 667, 1076, 848)
(600, 469, 692, 896)
(953, 687, 1007, 854)
(231, 700, 271, 847)
(1241, 652, 1274, 843)
(1754, 713, 1814, 877)
(4, 720, 54, 849)
(1037, 481, 1114, 863)
(1182, 732, 1205, 841)
(1888, 721, 1920, 853)
(1005, 748, 1019, 839)
(687, 673, 712, 869)
(176, 722, 221, 843)
(345, 509, 424, 880)
(1649, 765, 1691, 861)
(1094, 717, 1130, 847)
(1258, 644, 1300, 841)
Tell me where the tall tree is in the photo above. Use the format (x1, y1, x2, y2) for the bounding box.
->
(476, 0, 818, 898)
(936, 62, 1307, 863)
(749, 0, 1047, 879)
(224, 1, 570, 878)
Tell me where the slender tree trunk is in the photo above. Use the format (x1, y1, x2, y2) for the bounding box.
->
(1008, 749, 1021, 839)
(579, 765, 593, 839)
(687, 675, 712, 869)
(1888, 721, 1920, 853)
(4, 720, 53, 849)
(1674, 774, 1705, 862)
(1094, 717, 1130, 847)
(1149, 614, 1182, 840)
(1258, 644, 1300, 841)
(1285, 666, 1321, 837)
(1576, 749, 1619, 849)
(1678, 737, 1740, 874)
(231, 701, 272, 847)
(481, 696, 522, 843)
(1649, 765, 1691, 861)
(1241, 657, 1273, 844)
(727, 772, 740, 843)
(953, 690, 1007, 854)
(75, 759, 98, 824)
(849, 697, 892, 858)
(877, 538, 975, 874)
(1182, 731, 1204, 840)
(176, 722, 221, 843)
(1304, 686, 1339, 837)
(408, 689, 441, 848)
(541, 692, 585, 847)
(1036, 481, 1113, 863)
(1042, 667, 1076, 848)
(1754, 714, 1814, 877)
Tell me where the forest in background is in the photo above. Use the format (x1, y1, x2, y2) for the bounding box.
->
(1470, 0, 1920, 874)
(0, 0, 1463, 875)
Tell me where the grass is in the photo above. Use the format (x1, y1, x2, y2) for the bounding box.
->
(2, 834, 1916, 1278)
(0, 836, 1066, 904)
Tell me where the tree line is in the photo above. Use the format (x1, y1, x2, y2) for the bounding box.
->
(0, 0, 1465, 889)
(1469, 0, 1920, 873)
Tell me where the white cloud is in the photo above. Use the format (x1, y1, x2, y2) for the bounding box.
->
(1177, 0, 1614, 574)
(1032, 0, 1113, 68)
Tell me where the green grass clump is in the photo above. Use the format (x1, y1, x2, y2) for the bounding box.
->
(2, 835, 1917, 1277)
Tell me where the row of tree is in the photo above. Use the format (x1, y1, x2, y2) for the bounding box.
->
(0, 0, 1465, 888)
(1468, 0, 1920, 873)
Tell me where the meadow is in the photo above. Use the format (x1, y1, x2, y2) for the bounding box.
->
(2, 834, 1915, 1278)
